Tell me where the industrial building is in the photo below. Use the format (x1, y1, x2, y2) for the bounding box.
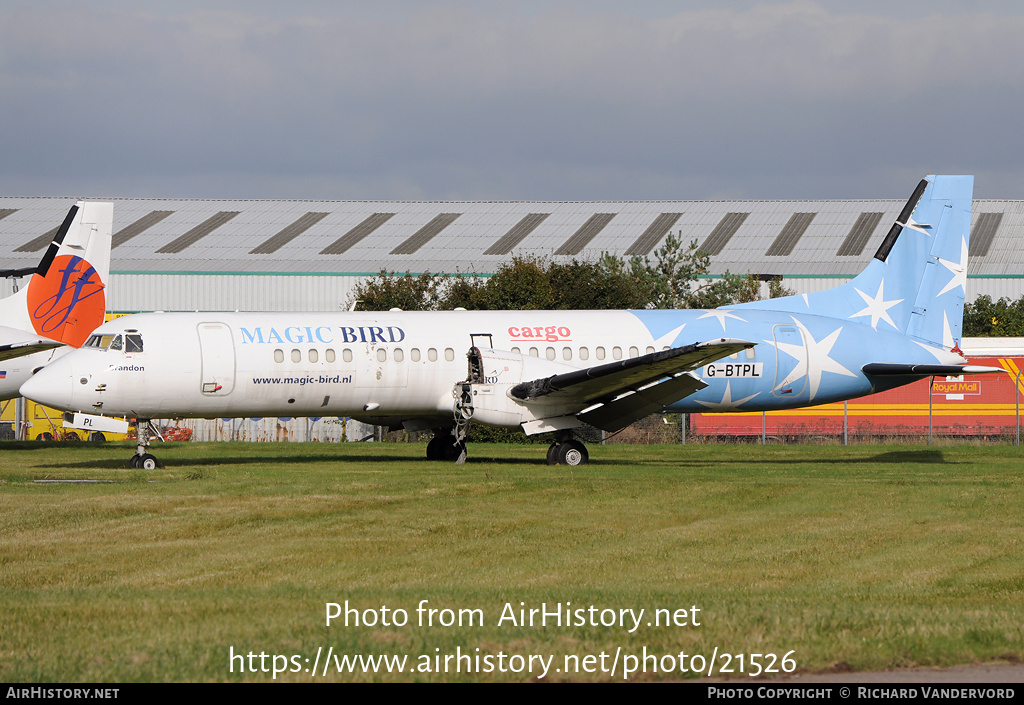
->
(0, 195, 1022, 311)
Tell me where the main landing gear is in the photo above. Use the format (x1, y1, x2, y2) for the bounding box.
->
(426, 431, 466, 462)
(546, 431, 589, 466)
(129, 419, 160, 470)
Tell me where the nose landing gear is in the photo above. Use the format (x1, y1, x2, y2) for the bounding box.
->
(129, 419, 162, 470)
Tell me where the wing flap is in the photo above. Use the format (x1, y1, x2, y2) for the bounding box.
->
(579, 373, 706, 432)
(511, 338, 754, 406)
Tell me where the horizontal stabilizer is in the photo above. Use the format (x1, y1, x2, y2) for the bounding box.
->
(862, 363, 1005, 377)
(511, 338, 753, 406)
(580, 373, 706, 433)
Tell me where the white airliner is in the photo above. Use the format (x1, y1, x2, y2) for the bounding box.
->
(0, 201, 112, 401)
(21, 177, 998, 468)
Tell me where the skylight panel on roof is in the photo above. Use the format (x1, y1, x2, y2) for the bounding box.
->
(390, 213, 461, 255)
(250, 212, 329, 255)
(156, 211, 240, 254)
(320, 213, 396, 255)
(554, 213, 616, 256)
(766, 212, 816, 257)
(625, 212, 683, 256)
(969, 212, 1003, 257)
(112, 210, 174, 249)
(15, 226, 58, 253)
(700, 212, 749, 256)
(484, 213, 550, 255)
(836, 212, 884, 256)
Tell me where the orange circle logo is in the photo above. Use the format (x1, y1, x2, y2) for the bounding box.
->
(26, 254, 106, 348)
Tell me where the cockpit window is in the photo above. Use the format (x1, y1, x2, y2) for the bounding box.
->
(84, 332, 144, 351)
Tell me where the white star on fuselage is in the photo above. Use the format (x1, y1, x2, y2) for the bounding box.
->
(937, 236, 968, 297)
(850, 280, 903, 330)
(698, 309, 746, 332)
(694, 381, 759, 411)
(767, 317, 857, 400)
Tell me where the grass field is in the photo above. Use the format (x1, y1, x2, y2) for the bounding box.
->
(1, 440, 1022, 682)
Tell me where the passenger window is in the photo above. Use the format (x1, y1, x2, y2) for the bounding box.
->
(613, 347, 622, 360)
(309, 349, 318, 363)
(646, 346, 654, 355)
(326, 349, 336, 363)
(562, 347, 572, 361)
(126, 334, 143, 353)
(444, 348, 455, 362)
(394, 348, 404, 362)
(411, 348, 421, 362)
(746, 347, 756, 359)
(377, 349, 387, 362)
(343, 349, 353, 363)
(730, 352, 739, 360)
(629, 346, 639, 358)
(529, 347, 539, 358)
(109, 335, 123, 351)
(546, 348, 555, 360)
(291, 349, 301, 363)
(428, 348, 438, 362)
(274, 349, 284, 363)
(511, 347, 520, 355)
(579, 347, 589, 361)
(596, 347, 606, 361)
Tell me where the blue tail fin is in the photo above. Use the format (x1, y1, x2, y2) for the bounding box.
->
(734, 175, 973, 350)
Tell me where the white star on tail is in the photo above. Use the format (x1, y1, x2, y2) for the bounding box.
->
(698, 309, 746, 332)
(771, 318, 857, 400)
(850, 281, 903, 330)
(937, 236, 968, 297)
(694, 381, 759, 411)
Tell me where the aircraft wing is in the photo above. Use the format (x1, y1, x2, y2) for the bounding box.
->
(510, 338, 754, 431)
(0, 325, 63, 362)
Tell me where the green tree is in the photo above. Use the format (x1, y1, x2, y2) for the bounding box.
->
(349, 232, 793, 312)
(963, 294, 1024, 337)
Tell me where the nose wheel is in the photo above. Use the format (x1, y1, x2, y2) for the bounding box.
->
(130, 453, 159, 470)
(130, 418, 161, 470)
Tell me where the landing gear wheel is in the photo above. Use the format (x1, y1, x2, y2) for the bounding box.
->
(546, 443, 559, 465)
(138, 454, 159, 470)
(555, 440, 588, 466)
(427, 433, 455, 460)
(442, 440, 466, 463)
(129, 455, 140, 469)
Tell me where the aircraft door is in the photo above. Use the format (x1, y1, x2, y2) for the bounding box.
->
(771, 324, 807, 398)
(197, 322, 236, 395)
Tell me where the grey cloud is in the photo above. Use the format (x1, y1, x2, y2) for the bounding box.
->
(2, 1, 1023, 200)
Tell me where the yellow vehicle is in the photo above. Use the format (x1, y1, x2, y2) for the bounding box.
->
(0, 397, 131, 442)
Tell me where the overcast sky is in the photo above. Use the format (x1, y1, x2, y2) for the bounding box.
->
(2, 1, 1023, 201)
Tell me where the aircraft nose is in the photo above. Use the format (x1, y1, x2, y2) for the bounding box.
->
(20, 360, 74, 410)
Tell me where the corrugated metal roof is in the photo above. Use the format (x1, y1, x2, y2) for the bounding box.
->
(0, 196, 1021, 281)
